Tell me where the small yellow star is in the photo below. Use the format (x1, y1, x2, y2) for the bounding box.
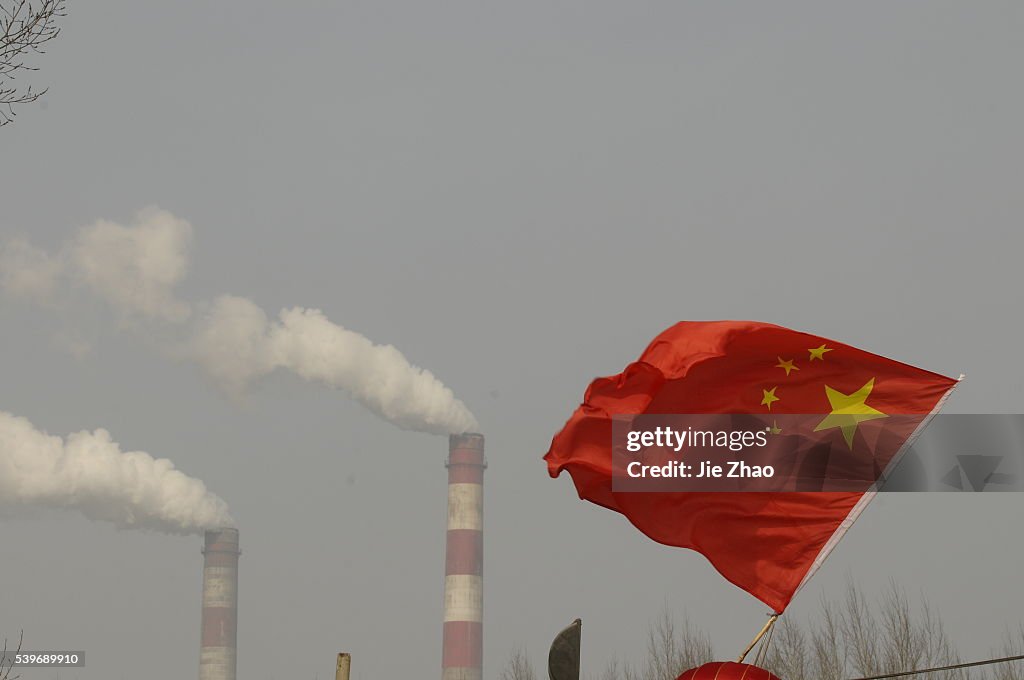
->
(770, 420, 783, 435)
(761, 387, 780, 410)
(808, 344, 833, 361)
(813, 378, 887, 448)
(775, 357, 799, 376)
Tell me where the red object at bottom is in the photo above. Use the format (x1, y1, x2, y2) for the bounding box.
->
(677, 662, 782, 680)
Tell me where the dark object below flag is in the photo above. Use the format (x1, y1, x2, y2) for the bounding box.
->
(547, 619, 581, 680)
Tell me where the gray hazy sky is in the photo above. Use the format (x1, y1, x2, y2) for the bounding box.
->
(2, 2, 1022, 679)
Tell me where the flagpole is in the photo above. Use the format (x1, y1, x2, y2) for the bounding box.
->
(737, 614, 779, 663)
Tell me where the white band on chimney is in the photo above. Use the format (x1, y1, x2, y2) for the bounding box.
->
(199, 647, 235, 680)
(442, 669, 483, 680)
(443, 574, 484, 622)
(202, 567, 238, 608)
(446, 483, 483, 531)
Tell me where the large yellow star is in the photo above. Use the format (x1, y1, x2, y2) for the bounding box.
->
(775, 357, 799, 376)
(761, 387, 780, 410)
(808, 344, 833, 361)
(813, 378, 887, 448)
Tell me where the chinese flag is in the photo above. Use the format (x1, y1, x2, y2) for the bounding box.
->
(544, 321, 958, 612)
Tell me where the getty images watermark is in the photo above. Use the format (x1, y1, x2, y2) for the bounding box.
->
(611, 414, 1024, 492)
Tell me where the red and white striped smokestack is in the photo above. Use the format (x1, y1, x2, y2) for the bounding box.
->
(442, 433, 485, 680)
(200, 528, 240, 680)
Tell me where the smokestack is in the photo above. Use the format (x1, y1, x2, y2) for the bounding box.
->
(442, 433, 485, 680)
(200, 528, 240, 680)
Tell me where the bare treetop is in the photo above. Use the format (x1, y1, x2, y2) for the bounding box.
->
(1, 0, 65, 126)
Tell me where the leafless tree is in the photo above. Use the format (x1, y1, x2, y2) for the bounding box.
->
(595, 609, 714, 680)
(992, 627, 1024, 680)
(599, 658, 625, 680)
(635, 610, 714, 680)
(505, 582, 1020, 680)
(761, 583, 970, 680)
(585, 582, 1021, 680)
(0, 631, 23, 680)
(500, 645, 538, 680)
(1, 0, 65, 126)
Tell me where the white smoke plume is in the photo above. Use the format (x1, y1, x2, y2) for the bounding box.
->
(0, 207, 192, 321)
(0, 237, 64, 303)
(71, 208, 193, 322)
(0, 410, 233, 534)
(191, 296, 478, 435)
(0, 208, 478, 435)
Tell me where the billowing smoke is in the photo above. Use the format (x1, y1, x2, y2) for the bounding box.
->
(0, 410, 233, 534)
(192, 296, 478, 435)
(71, 208, 193, 322)
(0, 208, 478, 435)
(0, 207, 192, 320)
(0, 237, 64, 303)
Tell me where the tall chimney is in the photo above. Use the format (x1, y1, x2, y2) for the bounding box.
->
(200, 528, 240, 680)
(442, 433, 485, 680)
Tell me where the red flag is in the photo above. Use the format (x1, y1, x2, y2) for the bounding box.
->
(544, 321, 958, 612)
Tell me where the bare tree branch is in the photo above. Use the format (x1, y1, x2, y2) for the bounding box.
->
(993, 626, 1024, 680)
(763, 582, 972, 680)
(500, 645, 538, 680)
(1, 0, 65, 126)
(593, 609, 714, 680)
(639, 609, 714, 680)
(0, 631, 23, 680)
(581, 583, 1019, 680)
(508, 582, 1021, 680)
